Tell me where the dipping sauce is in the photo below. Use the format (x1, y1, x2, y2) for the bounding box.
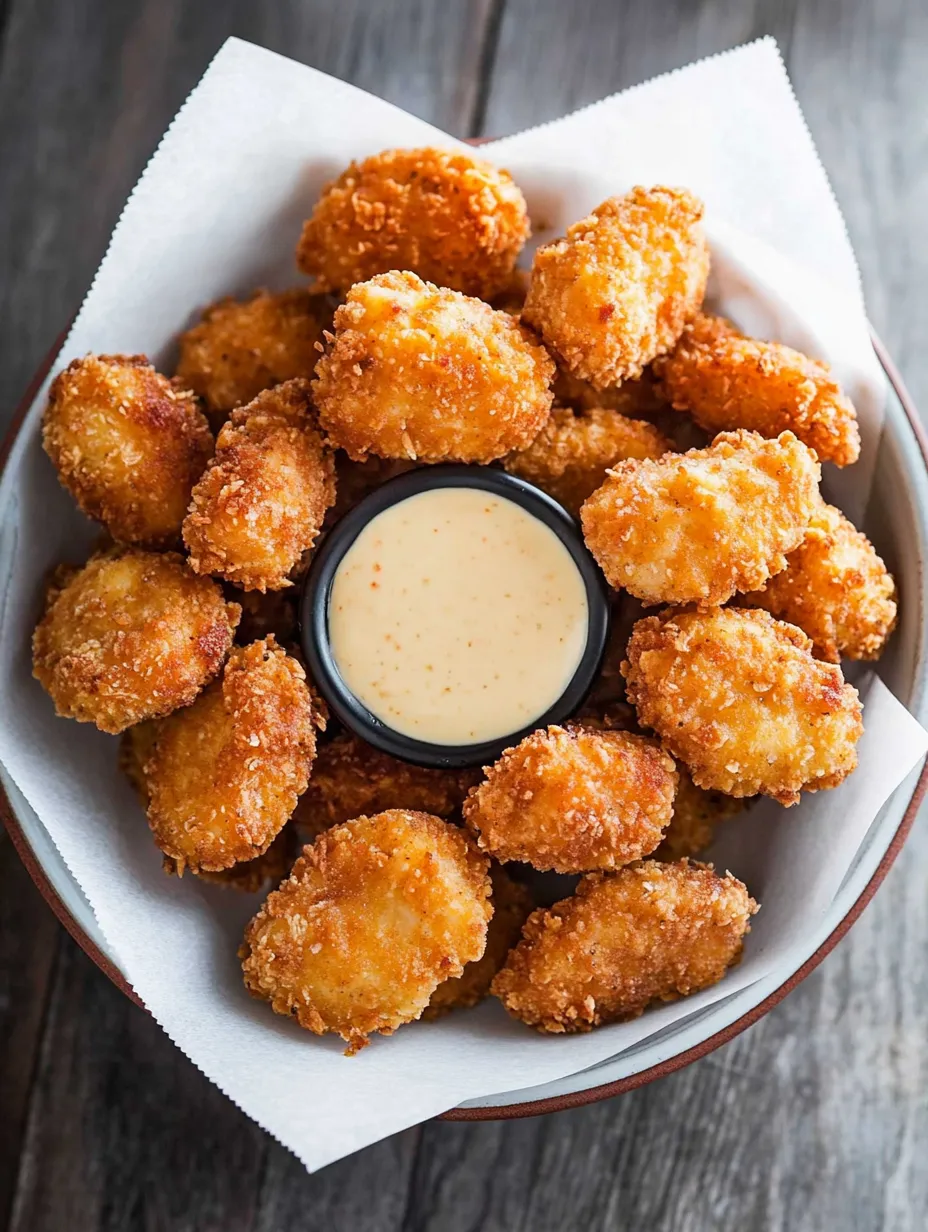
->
(328, 487, 589, 746)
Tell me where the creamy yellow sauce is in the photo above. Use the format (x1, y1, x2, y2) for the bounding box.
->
(328, 487, 589, 745)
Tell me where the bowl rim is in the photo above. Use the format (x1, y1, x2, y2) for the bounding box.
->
(2, 327, 926, 1123)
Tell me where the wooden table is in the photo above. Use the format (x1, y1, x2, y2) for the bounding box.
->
(2, 3, 926, 1228)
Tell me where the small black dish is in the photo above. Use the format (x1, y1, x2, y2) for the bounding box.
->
(299, 465, 611, 769)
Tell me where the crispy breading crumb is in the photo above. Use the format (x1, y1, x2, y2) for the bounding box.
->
(655, 771, 746, 861)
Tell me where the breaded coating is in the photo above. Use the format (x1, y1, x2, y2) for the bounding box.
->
(424, 865, 534, 1019)
(296, 147, 530, 299)
(145, 637, 318, 875)
(522, 187, 709, 388)
(313, 271, 555, 463)
(463, 725, 677, 873)
(32, 548, 238, 733)
(42, 354, 213, 548)
(552, 366, 668, 418)
(492, 860, 756, 1032)
(504, 407, 671, 516)
(581, 429, 821, 606)
(655, 771, 745, 861)
(744, 502, 896, 663)
(623, 606, 863, 805)
(240, 809, 492, 1054)
(175, 289, 331, 423)
(655, 313, 861, 466)
(183, 379, 336, 591)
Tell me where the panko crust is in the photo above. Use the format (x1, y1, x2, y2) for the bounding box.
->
(492, 860, 756, 1032)
(580, 429, 821, 606)
(743, 502, 896, 663)
(32, 548, 239, 733)
(654, 313, 861, 466)
(42, 354, 213, 548)
(175, 289, 332, 423)
(463, 725, 678, 873)
(522, 186, 709, 388)
(504, 406, 672, 516)
(655, 770, 746, 861)
(313, 271, 555, 463)
(145, 637, 319, 875)
(240, 809, 492, 1054)
(183, 379, 336, 591)
(623, 606, 863, 805)
(296, 147, 530, 299)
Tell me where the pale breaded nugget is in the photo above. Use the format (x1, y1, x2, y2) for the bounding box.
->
(655, 313, 861, 467)
(522, 187, 709, 388)
(240, 809, 492, 1054)
(492, 860, 756, 1032)
(145, 637, 319, 875)
(654, 771, 745, 861)
(175, 289, 332, 423)
(313, 271, 555, 463)
(33, 548, 239, 733)
(623, 606, 863, 805)
(504, 407, 671, 516)
(296, 147, 529, 299)
(581, 429, 821, 606)
(552, 365, 668, 418)
(424, 864, 534, 1019)
(463, 725, 677, 873)
(42, 354, 213, 548)
(183, 379, 335, 591)
(744, 502, 896, 663)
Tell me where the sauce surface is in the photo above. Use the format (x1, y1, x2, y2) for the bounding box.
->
(328, 487, 589, 745)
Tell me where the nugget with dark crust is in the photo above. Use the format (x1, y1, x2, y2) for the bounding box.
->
(581, 430, 820, 606)
(493, 860, 756, 1032)
(655, 313, 861, 466)
(296, 147, 529, 299)
(33, 549, 239, 733)
(623, 606, 863, 805)
(240, 809, 492, 1054)
(523, 187, 709, 388)
(463, 725, 677, 873)
(42, 354, 213, 548)
(183, 380, 335, 591)
(655, 771, 745, 861)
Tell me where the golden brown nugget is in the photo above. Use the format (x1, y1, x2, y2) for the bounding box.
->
(522, 187, 709, 388)
(623, 606, 863, 805)
(744, 502, 896, 663)
(655, 771, 745, 861)
(296, 147, 529, 299)
(463, 725, 677, 873)
(42, 354, 213, 548)
(175, 289, 331, 423)
(240, 810, 492, 1054)
(581, 429, 821, 606)
(504, 407, 671, 516)
(33, 549, 239, 733)
(655, 313, 861, 466)
(146, 638, 319, 875)
(183, 379, 335, 591)
(313, 271, 555, 463)
(492, 860, 756, 1032)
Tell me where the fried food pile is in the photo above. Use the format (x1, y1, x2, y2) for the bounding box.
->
(33, 143, 894, 1051)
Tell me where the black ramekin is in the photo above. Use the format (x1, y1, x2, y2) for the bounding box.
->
(299, 464, 611, 769)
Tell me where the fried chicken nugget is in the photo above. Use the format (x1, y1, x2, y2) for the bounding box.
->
(655, 313, 861, 466)
(492, 860, 756, 1032)
(522, 187, 709, 389)
(504, 407, 672, 516)
(145, 637, 319, 875)
(623, 606, 863, 805)
(654, 771, 745, 861)
(240, 809, 492, 1054)
(33, 548, 239, 733)
(581, 429, 821, 606)
(313, 271, 555, 463)
(42, 354, 213, 548)
(183, 379, 335, 591)
(296, 147, 530, 299)
(463, 725, 677, 873)
(744, 502, 897, 663)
